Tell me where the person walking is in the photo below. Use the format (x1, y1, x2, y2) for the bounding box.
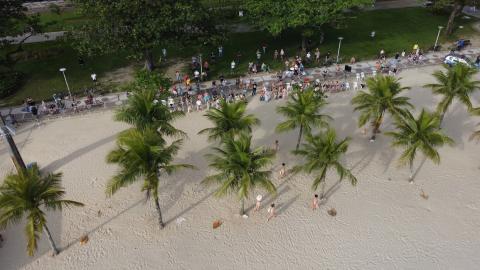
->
(274, 140, 279, 152)
(231, 60, 236, 74)
(267, 203, 277, 221)
(254, 195, 263, 212)
(218, 46, 223, 57)
(312, 194, 319, 210)
(279, 163, 286, 178)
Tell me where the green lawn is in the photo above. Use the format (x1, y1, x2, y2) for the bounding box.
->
(38, 10, 88, 32)
(1, 7, 477, 106)
(186, 7, 476, 79)
(1, 41, 131, 106)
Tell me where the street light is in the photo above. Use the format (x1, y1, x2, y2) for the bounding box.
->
(434, 26, 444, 51)
(0, 113, 26, 172)
(199, 53, 203, 81)
(59, 67, 72, 100)
(336, 37, 344, 63)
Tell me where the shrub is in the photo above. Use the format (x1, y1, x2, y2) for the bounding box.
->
(0, 71, 24, 98)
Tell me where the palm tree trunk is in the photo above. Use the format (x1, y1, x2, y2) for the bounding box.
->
(409, 163, 414, 183)
(144, 48, 154, 71)
(370, 113, 383, 141)
(43, 225, 59, 255)
(240, 198, 245, 215)
(438, 111, 446, 127)
(153, 192, 165, 229)
(320, 181, 326, 199)
(0, 114, 26, 172)
(296, 124, 304, 150)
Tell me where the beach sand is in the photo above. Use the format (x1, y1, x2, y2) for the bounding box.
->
(1, 64, 480, 269)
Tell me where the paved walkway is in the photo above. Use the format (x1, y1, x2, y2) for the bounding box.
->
(371, 0, 421, 10)
(2, 46, 480, 121)
(0, 31, 66, 44)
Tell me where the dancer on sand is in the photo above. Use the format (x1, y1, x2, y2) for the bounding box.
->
(254, 195, 263, 212)
(279, 163, 286, 178)
(274, 140, 279, 152)
(312, 194, 319, 210)
(267, 203, 277, 221)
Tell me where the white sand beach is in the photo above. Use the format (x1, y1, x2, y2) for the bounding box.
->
(1, 64, 480, 269)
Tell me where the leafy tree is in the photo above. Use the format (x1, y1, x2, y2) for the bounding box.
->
(202, 133, 276, 215)
(244, 0, 373, 50)
(198, 100, 260, 142)
(292, 129, 357, 199)
(351, 75, 412, 141)
(0, 0, 42, 70)
(106, 128, 194, 228)
(71, 0, 217, 71)
(127, 70, 172, 95)
(114, 88, 185, 137)
(386, 109, 454, 183)
(0, 164, 84, 256)
(425, 63, 480, 125)
(276, 88, 331, 150)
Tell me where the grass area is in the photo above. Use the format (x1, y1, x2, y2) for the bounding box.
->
(0, 41, 131, 105)
(182, 7, 477, 79)
(38, 10, 88, 32)
(1, 7, 477, 106)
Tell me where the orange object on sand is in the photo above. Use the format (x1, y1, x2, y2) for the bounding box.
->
(212, 220, 222, 229)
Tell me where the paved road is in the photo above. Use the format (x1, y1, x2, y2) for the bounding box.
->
(371, 0, 421, 10)
(0, 31, 66, 44)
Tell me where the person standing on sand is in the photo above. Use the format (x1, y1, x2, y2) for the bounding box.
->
(312, 194, 319, 210)
(279, 163, 286, 178)
(274, 140, 279, 152)
(254, 195, 263, 212)
(267, 203, 277, 221)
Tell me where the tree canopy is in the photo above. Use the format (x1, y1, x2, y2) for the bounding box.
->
(244, 0, 373, 47)
(71, 0, 217, 70)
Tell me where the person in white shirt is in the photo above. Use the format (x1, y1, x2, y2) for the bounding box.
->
(231, 60, 236, 73)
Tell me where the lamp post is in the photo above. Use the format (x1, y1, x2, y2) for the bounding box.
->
(0, 113, 26, 172)
(59, 68, 72, 100)
(336, 37, 344, 63)
(199, 53, 203, 81)
(434, 26, 444, 51)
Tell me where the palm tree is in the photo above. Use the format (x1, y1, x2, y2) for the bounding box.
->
(425, 63, 480, 125)
(351, 75, 412, 141)
(198, 100, 260, 142)
(106, 128, 194, 229)
(386, 109, 454, 183)
(292, 129, 357, 199)
(0, 164, 83, 256)
(115, 88, 185, 137)
(202, 133, 276, 215)
(276, 88, 331, 150)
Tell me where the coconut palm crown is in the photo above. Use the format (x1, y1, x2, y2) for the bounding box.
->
(386, 109, 454, 182)
(198, 99, 260, 142)
(115, 88, 185, 137)
(292, 128, 357, 197)
(425, 63, 480, 124)
(202, 133, 276, 215)
(0, 164, 83, 256)
(106, 128, 194, 228)
(351, 74, 412, 140)
(276, 88, 331, 150)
